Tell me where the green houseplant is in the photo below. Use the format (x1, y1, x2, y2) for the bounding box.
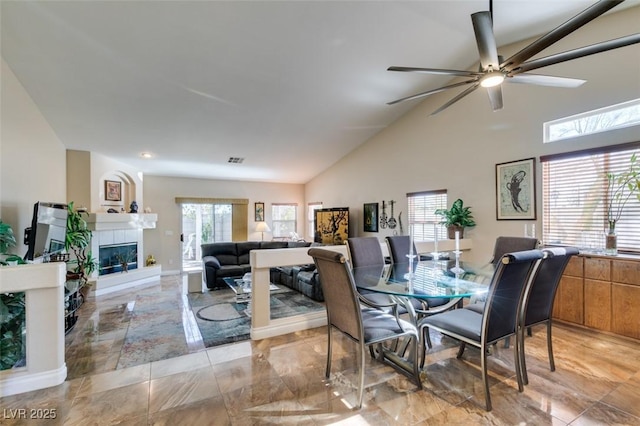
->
(435, 198, 476, 239)
(0, 220, 24, 266)
(604, 152, 640, 255)
(65, 202, 98, 281)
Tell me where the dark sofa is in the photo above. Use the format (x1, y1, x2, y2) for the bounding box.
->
(201, 241, 323, 300)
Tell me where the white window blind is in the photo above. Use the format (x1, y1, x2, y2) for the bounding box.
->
(541, 143, 640, 253)
(407, 190, 447, 241)
(272, 203, 297, 238)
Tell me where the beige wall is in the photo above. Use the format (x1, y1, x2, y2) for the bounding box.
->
(143, 175, 305, 272)
(0, 59, 67, 257)
(67, 149, 144, 213)
(305, 8, 640, 264)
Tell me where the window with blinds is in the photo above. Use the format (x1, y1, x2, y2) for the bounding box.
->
(272, 203, 297, 238)
(407, 190, 447, 241)
(541, 143, 640, 253)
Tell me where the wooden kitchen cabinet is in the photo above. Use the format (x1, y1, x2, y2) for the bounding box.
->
(611, 260, 640, 339)
(584, 279, 611, 331)
(554, 254, 640, 340)
(552, 256, 583, 324)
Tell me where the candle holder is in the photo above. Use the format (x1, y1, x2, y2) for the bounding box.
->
(405, 253, 417, 278)
(430, 251, 443, 260)
(450, 250, 465, 275)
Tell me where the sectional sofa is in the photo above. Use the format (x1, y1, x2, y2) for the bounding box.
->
(201, 241, 324, 301)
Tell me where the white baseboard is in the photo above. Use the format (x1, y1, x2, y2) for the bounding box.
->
(0, 364, 67, 397)
(250, 311, 327, 340)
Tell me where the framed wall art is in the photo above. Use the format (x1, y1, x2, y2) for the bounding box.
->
(363, 202, 379, 232)
(105, 180, 122, 202)
(496, 158, 536, 220)
(254, 202, 264, 222)
(314, 208, 349, 244)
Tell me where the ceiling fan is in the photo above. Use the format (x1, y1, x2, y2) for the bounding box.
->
(387, 0, 640, 115)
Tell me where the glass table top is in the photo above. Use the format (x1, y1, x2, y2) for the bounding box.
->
(352, 260, 494, 300)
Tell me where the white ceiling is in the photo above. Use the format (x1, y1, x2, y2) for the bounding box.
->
(2, 1, 639, 183)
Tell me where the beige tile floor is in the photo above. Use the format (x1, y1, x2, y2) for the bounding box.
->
(2, 275, 640, 425)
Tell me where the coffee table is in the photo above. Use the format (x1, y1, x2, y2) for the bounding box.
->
(222, 277, 278, 304)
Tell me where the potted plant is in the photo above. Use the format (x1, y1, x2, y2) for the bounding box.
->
(65, 202, 98, 283)
(0, 220, 24, 266)
(435, 198, 476, 239)
(604, 152, 640, 255)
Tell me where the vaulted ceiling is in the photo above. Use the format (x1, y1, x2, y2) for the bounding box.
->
(3, 1, 638, 183)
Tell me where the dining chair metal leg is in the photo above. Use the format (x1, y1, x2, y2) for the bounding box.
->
(357, 342, 366, 408)
(480, 342, 492, 411)
(325, 327, 333, 378)
(547, 321, 555, 372)
(456, 342, 467, 359)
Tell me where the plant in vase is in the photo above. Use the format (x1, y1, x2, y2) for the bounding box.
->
(434, 198, 476, 239)
(65, 202, 98, 284)
(604, 152, 640, 255)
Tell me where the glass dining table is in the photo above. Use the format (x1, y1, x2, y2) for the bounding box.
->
(352, 258, 495, 320)
(351, 258, 495, 372)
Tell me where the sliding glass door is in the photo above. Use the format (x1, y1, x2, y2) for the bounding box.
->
(181, 203, 232, 271)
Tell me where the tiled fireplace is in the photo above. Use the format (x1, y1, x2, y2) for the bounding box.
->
(86, 213, 161, 295)
(99, 242, 138, 275)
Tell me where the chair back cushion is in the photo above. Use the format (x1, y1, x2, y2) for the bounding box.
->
(346, 237, 384, 267)
(524, 246, 579, 325)
(385, 235, 418, 264)
(484, 249, 544, 343)
(491, 237, 539, 265)
(309, 248, 362, 340)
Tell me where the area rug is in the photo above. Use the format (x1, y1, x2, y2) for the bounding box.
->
(187, 287, 324, 348)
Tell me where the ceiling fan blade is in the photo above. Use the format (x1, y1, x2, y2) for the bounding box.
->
(387, 79, 477, 105)
(387, 66, 481, 77)
(471, 11, 499, 69)
(512, 33, 640, 74)
(486, 86, 503, 111)
(501, 0, 625, 72)
(507, 73, 586, 88)
(431, 83, 480, 116)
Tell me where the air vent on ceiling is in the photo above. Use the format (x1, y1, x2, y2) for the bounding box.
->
(228, 157, 245, 164)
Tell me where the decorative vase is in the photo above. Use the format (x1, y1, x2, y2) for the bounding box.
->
(605, 222, 617, 256)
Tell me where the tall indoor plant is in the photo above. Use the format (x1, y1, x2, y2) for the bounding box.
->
(435, 198, 476, 239)
(604, 152, 640, 255)
(65, 202, 97, 281)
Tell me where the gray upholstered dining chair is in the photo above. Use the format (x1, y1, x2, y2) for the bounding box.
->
(385, 235, 429, 263)
(466, 235, 541, 323)
(308, 247, 422, 409)
(347, 237, 423, 314)
(490, 236, 539, 265)
(518, 246, 579, 385)
(418, 249, 545, 411)
(385, 235, 462, 347)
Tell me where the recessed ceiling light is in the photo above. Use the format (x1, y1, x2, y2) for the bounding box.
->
(140, 152, 153, 159)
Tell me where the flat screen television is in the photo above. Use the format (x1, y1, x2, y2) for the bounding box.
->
(24, 202, 68, 261)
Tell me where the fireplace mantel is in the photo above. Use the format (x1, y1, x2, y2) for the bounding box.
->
(86, 213, 157, 231)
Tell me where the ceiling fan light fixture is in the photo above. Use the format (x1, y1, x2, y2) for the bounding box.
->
(480, 71, 505, 88)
